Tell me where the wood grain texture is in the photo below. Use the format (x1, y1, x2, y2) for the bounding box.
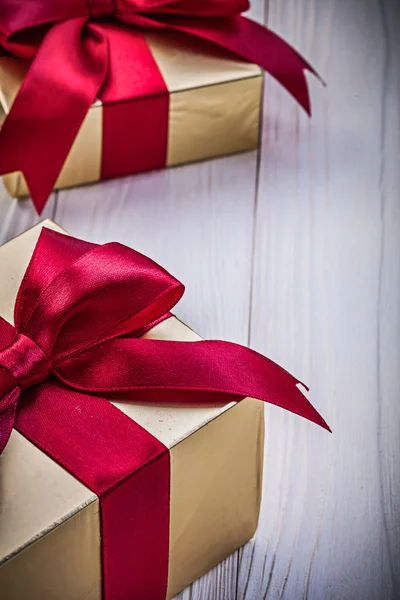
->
(1, 1, 399, 598)
(238, 1, 400, 600)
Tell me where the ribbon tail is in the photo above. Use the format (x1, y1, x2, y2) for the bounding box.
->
(0, 18, 109, 213)
(156, 15, 320, 115)
(57, 337, 330, 431)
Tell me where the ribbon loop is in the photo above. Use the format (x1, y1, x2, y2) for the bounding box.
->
(0, 333, 52, 390)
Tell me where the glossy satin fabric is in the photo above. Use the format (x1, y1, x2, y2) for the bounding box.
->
(0, 228, 329, 599)
(0, 0, 318, 213)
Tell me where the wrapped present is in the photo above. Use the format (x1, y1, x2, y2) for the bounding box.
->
(0, 32, 263, 200)
(0, 1, 320, 213)
(0, 221, 329, 600)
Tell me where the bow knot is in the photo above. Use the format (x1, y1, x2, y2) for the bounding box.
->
(0, 333, 52, 391)
(87, 0, 116, 18)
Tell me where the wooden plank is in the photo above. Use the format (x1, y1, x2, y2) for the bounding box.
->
(238, 1, 400, 599)
(55, 154, 258, 342)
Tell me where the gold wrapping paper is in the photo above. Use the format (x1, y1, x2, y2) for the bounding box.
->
(0, 221, 264, 599)
(0, 32, 262, 198)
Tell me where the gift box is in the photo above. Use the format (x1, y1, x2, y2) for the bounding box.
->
(0, 1, 319, 213)
(0, 32, 263, 199)
(0, 222, 328, 600)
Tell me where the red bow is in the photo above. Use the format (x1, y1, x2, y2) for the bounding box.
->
(0, 226, 329, 456)
(0, 0, 319, 213)
(0, 227, 329, 599)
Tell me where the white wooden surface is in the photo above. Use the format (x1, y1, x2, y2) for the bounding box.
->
(1, 1, 399, 598)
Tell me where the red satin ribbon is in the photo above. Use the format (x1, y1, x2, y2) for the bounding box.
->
(0, 0, 319, 213)
(0, 227, 329, 599)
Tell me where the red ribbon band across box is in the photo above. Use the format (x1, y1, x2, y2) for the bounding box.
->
(0, 0, 321, 213)
(0, 227, 330, 600)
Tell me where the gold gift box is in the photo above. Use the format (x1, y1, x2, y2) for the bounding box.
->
(0, 32, 263, 198)
(0, 221, 264, 599)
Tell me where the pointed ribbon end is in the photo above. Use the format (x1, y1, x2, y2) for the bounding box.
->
(296, 380, 331, 432)
(0, 138, 54, 214)
(302, 66, 326, 117)
(313, 411, 332, 433)
(308, 65, 327, 88)
(31, 194, 48, 216)
(23, 168, 56, 214)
